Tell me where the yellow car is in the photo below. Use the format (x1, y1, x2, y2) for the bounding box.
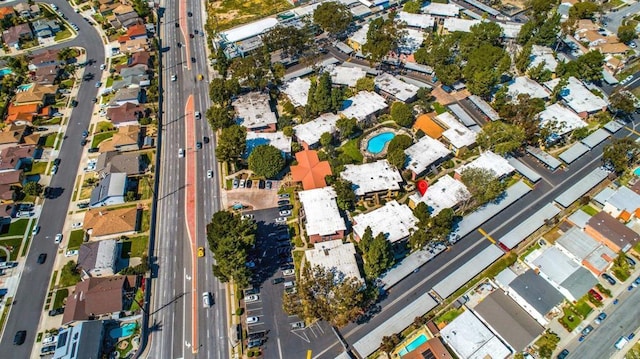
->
(197, 247, 205, 257)
(197, 74, 204, 81)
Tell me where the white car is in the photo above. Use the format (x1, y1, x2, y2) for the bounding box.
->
(291, 321, 305, 329)
(42, 335, 57, 345)
(171, 74, 177, 82)
(207, 170, 213, 179)
(283, 268, 295, 276)
(244, 294, 259, 303)
(202, 292, 211, 308)
(178, 148, 184, 158)
(51, 165, 58, 174)
(65, 250, 78, 257)
(50, 4, 58, 10)
(71, 222, 83, 229)
(70, 23, 79, 31)
(32, 226, 40, 236)
(279, 210, 292, 217)
(275, 217, 287, 223)
(54, 233, 63, 244)
(195, 111, 201, 120)
(246, 316, 259, 324)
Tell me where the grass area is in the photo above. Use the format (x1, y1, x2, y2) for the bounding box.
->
(432, 102, 447, 114)
(120, 236, 149, 259)
(91, 131, 115, 147)
(95, 121, 115, 133)
(339, 138, 364, 163)
(625, 340, 640, 357)
(59, 262, 81, 288)
(0, 237, 24, 261)
(0, 297, 13, 334)
(52, 288, 68, 309)
(25, 161, 48, 175)
(106, 76, 114, 88)
(206, 0, 293, 31)
(560, 305, 583, 332)
(129, 288, 144, 312)
(616, 59, 640, 81)
(581, 205, 599, 216)
(0, 219, 29, 238)
(138, 176, 153, 200)
(435, 307, 464, 325)
(61, 79, 74, 88)
(67, 230, 85, 250)
(44, 133, 57, 148)
(574, 299, 593, 318)
(111, 55, 129, 67)
(519, 242, 541, 261)
(141, 210, 150, 232)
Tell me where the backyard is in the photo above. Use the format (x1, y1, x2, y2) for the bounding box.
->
(120, 236, 149, 259)
(25, 161, 48, 175)
(0, 237, 24, 261)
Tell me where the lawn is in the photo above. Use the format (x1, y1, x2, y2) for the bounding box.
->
(67, 230, 85, 250)
(44, 133, 57, 148)
(25, 161, 48, 175)
(339, 138, 364, 163)
(574, 299, 593, 318)
(52, 288, 68, 309)
(432, 102, 447, 114)
(206, 0, 293, 31)
(120, 236, 149, 259)
(138, 176, 153, 200)
(110, 55, 128, 67)
(59, 262, 81, 288)
(141, 210, 150, 232)
(519, 243, 541, 261)
(91, 131, 115, 148)
(581, 205, 599, 216)
(560, 306, 583, 332)
(0, 219, 29, 238)
(129, 288, 144, 312)
(435, 307, 464, 325)
(0, 237, 24, 261)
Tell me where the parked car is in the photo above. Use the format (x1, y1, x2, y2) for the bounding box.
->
(88, 147, 99, 153)
(51, 165, 58, 174)
(42, 334, 57, 345)
(291, 321, 305, 329)
(48, 307, 64, 316)
(589, 289, 603, 301)
(239, 179, 246, 188)
(246, 179, 252, 188)
(37, 253, 47, 264)
(54, 233, 63, 244)
(595, 312, 607, 324)
(626, 256, 636, 266)
(41, 345, 56, 354)
(246, 316, 259, 324)
(275, 217, 287, 223)
(244, 294, 259, 303)
(278, 193, 290, 199)
(279, 210, 292, 217)
(582, 325, 594, 336)
(635, 277, 640, 286)
(65, 250, 78, 257)
(283, 268, 295, 276)
(32, 226, 40, 236)
(272, 277, 285, 284)
(13, 330, 26, 345)
(266, 181, 272, 190)
(247, 339, 263, 348)
(277, 200, 290, 206)
(95, 81, 102, 88)
(70, 99, 78, 107)
(602, 273, 616, 285)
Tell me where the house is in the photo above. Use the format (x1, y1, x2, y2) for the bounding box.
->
(32, 65, 60, 85)
(421, 2, 460, 17)
(111, 72, 150, 91)
(120, 38, 151, 54)
(0, 145, 34, 172)
(0, 123, 27, 149)
(347, 24, 368, 52)
(0, 170, 22, 202)
(556, 227, 616, 276)
(290, 150, 332, 190)
(529, 45, 558, 72)
(305, 239, 363, 283)
(352, 200, 418, 246)
(340, 91, 388, 123)
(440, 310, 511, 359)
(106, 102, 143, 127)
(62, 275, 138, 324)
(13, 84, 57, 106)
(443, 18, 481, 33)
(83, 206, 140, 240)
(280, 77, 310, 108)
(400, 337, 453, 359)
(111, 4, 140, 29)
(536, 103, 587, 138)
(95, 152, 144, 176)
(404, 136, 451, 179)
(32, 19, 60, 38)
(233, 92, 277, 132)
(507, 76, 550, 100)
(454, 151, 515, 180)
(118, 64, 148, 78)
(29, 48, 62, 67)
(329, 65, 367, 87)
(118, 23, 147, 43)
(340, 160, 402, 200)
(374, 73, 419, 103)
(89, 173, 127, 208)
(585, 211, 640, 253)
(245, 131, 291, 158)
(433, 112, 477, 155)
(117, 51, 150, 71)
(78, 239, 119, 277)
(601, 186, 640, 221)
(413, 113, 445, 139)
(53, 320, 105, 359)
(2, 23, 33, 48)
(4, 103, 40, 125)
(544, 77, 608, 116)
(13, 3, 39, 19)
(294, 113, 340, 149)
(0, 6, 15, 20)
(98, 0, 120, 16)
(409, 174, 471, 215)
(109, 87, 141, 107)
(298, 186, 346, 243)
(99, 125, 141, 153)
(396, 11, 435, 30)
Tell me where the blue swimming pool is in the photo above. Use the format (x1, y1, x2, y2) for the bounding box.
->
(110, 323, 136, 339)
(17, 84, 33, 91)
(366, 132, 395, 154)
(398, 334, 428, 356)
(0, 68, 12, 77)
(634, 167, 640, 177)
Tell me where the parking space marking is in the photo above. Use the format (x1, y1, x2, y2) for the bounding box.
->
(291, 328, 311, 343)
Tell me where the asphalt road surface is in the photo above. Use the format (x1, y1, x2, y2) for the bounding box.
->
(0, 0, 105, 355)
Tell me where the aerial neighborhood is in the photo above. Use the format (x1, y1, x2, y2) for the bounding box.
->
(0, 0, 638, 358)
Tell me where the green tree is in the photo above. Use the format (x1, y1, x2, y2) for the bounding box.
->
(209, 78, 240, 105)
(463, 44, 509, 97)
(603, 138, 639, 174)
(282, 126, 294, 137)
(569, 2, 599, 19)
(214, 46, 230, 76)
(206, 105, 233, 131)
(429, 208, 455, 241)
(609, 91, 636, 115)
(263, 25, 311, 58)
(477, 121, 525, 155)
(460, 167, 506, 205)
(57, 48, 76, 64)
(130, 0, 151, 18)
(248, 145, 285, 179)
(23, 181, 43, 196)
(333, 178, 356, 211)
(527, 61, 552, 82)
(413, 202, 431, 228)
(313, 2, 353, 36)
(320, 132, 334, 148)
(558, 51, 605, 82)
(380, 334, 401, 355)
(358, 226, 374, 253)
(617, 25, 638, 44)
(363, 16, 406, 63)
(536, 331, 560, 359)
(409, 229, 429, 250)
(355, 77, 375, 92)
(549, 76, 569, 103)
(387, 134, 413, 152)
(387, 148, 407, 169)
(336, 117, 358, 139)
(390, 102, 414, 127)
(215, 125, 246, 163)
(515, 42, 533, 74)
(402, 1, 421, 13)
(500, 94, 546, 141)
(228, 55, 269, 89)
(363, 232, 395, 279)
(307, 73, 335, 116)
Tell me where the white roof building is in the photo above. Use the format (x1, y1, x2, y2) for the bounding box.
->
(375, 73, 420, 102)
(529, 45, 558, 72)
(498, 22, 523, 38)
(280, 77, 311, 108)
(507, 76, 550, 100)
(219, 17, 278, 43)
(396, 12, 435, 29)
(405, 136, 451, 175)
(340, 91, 388, 122)
(421, 2, 460, 17)
(329, 65, 367, 87)
(305, 239, 364, 283)
(436, 112, 477, 149)
(440, 310, 512, 359)
(293, 113, 340, 148)
(399, 28, 425, 54)
(456, 151, 515, 178)
(443, 18, 481, 33)
(544, 76, 608, 114)
(245, 131, 291, 156)
(233, 92, 278, 131)
(353, 201, 418, 244)
(410, 175, 471, 215)
(602, 186, 640, 219)
(340, 160, 403, 197)
(349, 23, 369, 48)
(299, 187, 347, 238)
(537, 103, 587, 136)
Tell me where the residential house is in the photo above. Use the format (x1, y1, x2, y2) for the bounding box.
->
(433, 112, 477, 155)
(97, 0, 120, 16)
(556, 227, 616, 276)
(4, 103, 40, 125)
(109, 4, 140, 29)
(95, 151, 144, 176)
(409, 174, 471, 215)
(245, 131, 291, 158)
(120, 38, 150, 54)
(108, 87, 141, 107)
(118, 23, 147, 43)
(32, 19, 60, 38)
(29, 49, 61, 70)
(33, 65, 59, 85)
(454, 151, 515, 180)
(529, 45, 558, 73)
(347, 24, 368, 52)
(585, 211, 640, 253)
(0, 123, 26, 149)
(13, 84, 57, 106)
(62, 275, 138, 325)
(339, 91, 388, 123)
(443, 18, 481, 33)
(106, 103, 143, 127)
(396, 11, 435, 30)
(2, 23, 33, 48)
(404, 136, 451, 179)
(111, 64, 150, 90)
(78, 239, 119, 277)
(13, 3, 39, 19)
(115, 51, 150, 72)
(293, 113, 340, 149)
(0, 170, 22, 202)
(305, 239, 364, 283)
(89, 172, 127, 208)
(233, 92, 277, 132)
(290, 150, 332, 190)
(0, 6, 15, 21)
(299, 186, 346, 243)
(0, 145, 34, 172)
(53, 320, 105, 359)
(536, 103, 588, 139)
(329, 64, 367, 87)
(374, 73, 419, 103)
(421, 2, 460, 17)
(83, 206, 140, 240)
(353, 201, 418, 247)
(280, 77, 310, 108)
(601, 186, 640, 222)
(340, 160, 402, 202)
(413, 113, 445, 139)
(544, 77, 608, 116)
(98, 125, 141, 153)
(440, 310, 511, 359)
(507, 76, 550, 101)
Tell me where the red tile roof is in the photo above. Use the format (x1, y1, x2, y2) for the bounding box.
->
(290, 150, 332, 190)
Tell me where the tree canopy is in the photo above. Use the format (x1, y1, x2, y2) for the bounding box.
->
(333, 178, 356, 211)
(206, 105, 234, 131)
(306, 73, 343, 116)
(336, 117, 358, 139)
(363, 16, 406, 63)
(403, 1, 421, 13)
(215, 125, 246, 163)
(618, 25, 638, 44)
(263, 25, 312, 58)
(390, 102, 414, 127)
(313, 2, 353, 36)
(358, 227, 395, 279)
(477, 121, 525, 155)
(355, 77, 375, 92)
(24, 182, 43, 196)
(609, 92, 636, 115)
(556, 50, 605, 82)
(248, 145, 286, 178)
(603, 138, 639, 174)
(568, 2, 599, 20)
(460, 167, 506, 205)
(500, 94, 546, 141)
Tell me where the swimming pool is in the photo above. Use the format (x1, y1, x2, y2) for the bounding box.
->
(634, 167, 640, 177)
(17, 84, 33, 91)
(110, 323, 137, 339)
(366, 132, 395, 154)
(0, 68, 12, 77)
(398, 334, 428, 356)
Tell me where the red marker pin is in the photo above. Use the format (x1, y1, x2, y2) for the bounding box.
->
(416, 180, 428, 197)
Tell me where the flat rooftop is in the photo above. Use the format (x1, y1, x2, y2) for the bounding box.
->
(507, 76, 549, 100)
(353, 201, 418, 244)
(456, 151, 514, 178)
(340, 91, 388, 122)
(245, 131, 291, 156)
(436, 112, 477, 149)
(405, 136, 451, 175)
(410, 175, 470, 215)
(396, 11, 435, 29)
(329, 64, 367, 87)
(440, 309, 511, 359)
(305, 239, 363, 282)
(280, 77, 310, 108)
(233, 92, 277, 130)
(340, 160, 402, 196)
(544, 76, 608, 114)
(375, 73, 419, 102)
(537, 103, 587, 136)
(220, 17, 278, 43)
(293, 113, 340, 147)
(299, 187, 347, 237)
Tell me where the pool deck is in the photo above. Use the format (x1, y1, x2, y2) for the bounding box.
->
(393, 327, 432, 357)
(361, 126, 412, 160)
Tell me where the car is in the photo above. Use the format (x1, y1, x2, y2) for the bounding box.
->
(258, 180, 265, 189)
(626, 256, 636, 266)
(88, 147, 100, 153)
(245, 261, 256, 268)
(202, 292, 211, 307)
(595, 312, 607, 324)
(71, 99, 78, 107)
(246, 316, 259, 324)
(241, 214, 254, 220)
(283, 268, 295, 276)
(32, 226, 40, 236)
(203, 136, 210, 144)
(51, 165, 58, 174)
(191, 57, 196, 63)
(54, 233, 63, 244)
(635, 277, 640, 286)
(13, 330, 26, 345)
(42, 334, 57, 345)
(196, 142, 202, 150)
(195, 111, 201, 120)
(189, 33, 194, 38)
(239, 179, 246, 188)
(80, 139, 88, 146)
(246, 180, 252, 188)
(291, 321, 305, 329)
(197, 74, 204, 81)
(589, 289, 603, 301)
(188, 11, 193, 17)
(266, 180, 272, 190)
(175, 22, 179, 28)
(77, 202, 90, 209)
(272, 277, 285, 284)
(630, 42, 637, 49)
(48, 307, 64, 316)
(70, 23, 79, 31)
(602, 273, 616, 285)
(277, 200, 290, 206)
(95, 81, 102, 88)
(50, 4, 58, 10)
(581, 324, 593, 336)
(247, 339, 263, 348)
(198, 247, 205, 257)
(557, 349, 569, 359)
(629, 285, 635, 291)
(244, 294, 259, 303)
(278, 193, 290, 199)
(37, 253, 47, 264)
(233, 179, 239, 189)
(99, 63, 106, 70)
(179, 148, 184, 158)
(207, 170, 213, 179)
(578, 335, 586, 342)
(65, 250, 78, 257)
(41, 345, 56, 354)
(279, 210, 292, 217)
(275, 217, 287, 223)
(633, 280, 638, 288)
(629, 332, 636, 340)
(36, 127, 48, 132)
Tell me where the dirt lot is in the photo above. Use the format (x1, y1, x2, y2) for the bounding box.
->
(221, 183, 280, 211)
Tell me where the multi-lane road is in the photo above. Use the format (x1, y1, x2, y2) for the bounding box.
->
(0, 0, 105, 355)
